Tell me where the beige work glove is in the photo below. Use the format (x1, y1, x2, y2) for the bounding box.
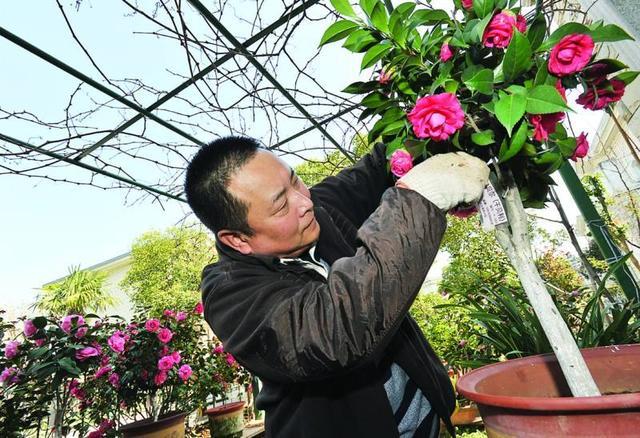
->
(397, 152, 490, 212)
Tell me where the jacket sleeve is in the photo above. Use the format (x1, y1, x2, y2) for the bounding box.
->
(202, 188, 446, 383)
(310, 142, 394, 229)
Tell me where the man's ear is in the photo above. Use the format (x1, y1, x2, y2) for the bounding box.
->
(217, 229, 252, 255)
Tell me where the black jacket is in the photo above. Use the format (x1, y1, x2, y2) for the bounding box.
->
(201, 143, 456, 437)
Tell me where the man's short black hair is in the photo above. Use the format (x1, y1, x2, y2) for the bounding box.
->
(184, 136, 262, 235)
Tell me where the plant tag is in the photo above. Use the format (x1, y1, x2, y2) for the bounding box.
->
(479, 182, 507, 231)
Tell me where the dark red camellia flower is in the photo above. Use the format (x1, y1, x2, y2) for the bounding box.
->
(576, 79, 626, 110)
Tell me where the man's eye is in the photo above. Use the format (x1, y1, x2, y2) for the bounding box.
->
(278, 201, 288, 212)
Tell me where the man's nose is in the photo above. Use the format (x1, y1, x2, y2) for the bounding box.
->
(293, 190, 313, 215)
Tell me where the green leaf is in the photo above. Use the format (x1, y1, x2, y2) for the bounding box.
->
(526, 85, 569, 114)
(389, 3, 416, 44)
(471, 130, 495, 146)
(410, 9, 450, 26)
(444, 79, 459, 94)
(343, 29, 379, 52)
(381, 120, 407, 135)
(385, 137, 405, 157)
(58, 357, 82, 376)
(319, 20, 360, 46)
(589, 24, 634, 43)
(330, 0, 358, 17)
(361, 91, 389, 108)
(473, 0, 495, 18)
(613, 71, 640, 85)
(361, 42, 392, 69)
(342, 80, 379, 94)
(360, 0, 378, 17)
(370, 3, 389, 33)
(527, 14, 546, 50)
(471, 12, 494, 44)
(396, 79, 417, 95)
(499, 121, 527, 162)
(503, 31, 532, 82)
(462, 66, 494, 95)
(495, 91, 526, 136)
(557, 137, 577, 158)
(32, 316, 48, 329)
(537, 23, 590, 52)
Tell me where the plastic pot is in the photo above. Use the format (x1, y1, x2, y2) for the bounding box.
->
(457, 344, 640, 437)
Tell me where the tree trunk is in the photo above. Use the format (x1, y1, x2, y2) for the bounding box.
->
(494, 184, 601, 397)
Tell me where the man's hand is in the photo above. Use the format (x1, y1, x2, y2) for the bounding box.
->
(397, 152, 490, 212)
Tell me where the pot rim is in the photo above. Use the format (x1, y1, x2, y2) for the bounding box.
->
(119, 410, 188, 433)
(457, 344, 640, 411)
(205, 400, 245, 416)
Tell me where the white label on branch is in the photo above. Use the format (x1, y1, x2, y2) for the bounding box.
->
(479, 182, 508, 231)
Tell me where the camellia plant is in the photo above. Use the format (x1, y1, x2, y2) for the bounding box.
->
(320, 0, 637, 396)
(81, 304, 206, 429)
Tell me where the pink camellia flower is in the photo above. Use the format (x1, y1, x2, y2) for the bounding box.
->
(75, 326, 88, 339)
(570, 132, 589, 161)
(515, 14, 527, 33)
(407, 93, 465, 141)
(529, 112, 565, 141)
(178, 364, 193, 382)
(34, 338, 46, 347)
(69, 379, 86, 400)
(482, 12, 516, 48)
(377, 69, 392, 85)
(61, 314, 85, 334)
(86, 431, 102, 438)
(76, 347, 100, 362)
(144, 319, 161, 333)
(4, 340, 20, 359)
(175, 311, 187, 322)
(154, 371, 168, 386)
(389, 150, 414, 178)
(193, 302, 204, 314)
(95, 365, 112, 379)
(461, 0, 473, 9)
(107, 331, 127, 354)
(163, 309, 176, 318)
(0, 366, 18, 384)
(548, 34, 594, 77)
(98, 419, 114, 433)
(108, 372, 120, 388)
(226, 353, 237, 367)
(157, 328, 173, 344)
(576, 79, 626, 110)
(213, 344, 224, 354)
(171, 351, 181, 364)
(439, 43, 453, 62)
(158, 355, 176, 371)
(23, 319, 37, 338)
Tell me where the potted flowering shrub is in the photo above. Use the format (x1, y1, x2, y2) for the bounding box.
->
(80, 303, 206, 438)
(0, 311, 108, 438)
(321, 0, 639, 435)
(190, 340, 251, 438)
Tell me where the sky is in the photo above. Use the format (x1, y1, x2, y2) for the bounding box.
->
(0, 1, 604, 314)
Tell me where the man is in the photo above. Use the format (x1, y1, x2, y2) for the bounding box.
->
(185, 136, 489, 437)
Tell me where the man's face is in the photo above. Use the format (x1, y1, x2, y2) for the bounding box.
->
(226, 150, 320, 258)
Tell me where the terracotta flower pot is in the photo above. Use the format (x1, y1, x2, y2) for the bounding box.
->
(119, 411, 187, 438)
(451, 403, 481, 426)
(457, 344, 640, 437)
(205, 401, 245, 438)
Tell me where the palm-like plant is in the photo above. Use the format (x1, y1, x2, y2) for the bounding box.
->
(36, 266, 115, 316)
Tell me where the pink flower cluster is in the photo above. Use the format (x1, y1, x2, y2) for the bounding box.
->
(86, 419, 114, 438)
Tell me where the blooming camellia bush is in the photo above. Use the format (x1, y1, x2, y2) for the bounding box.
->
(321, 0, 637, 396)
(321, 0, 637, 207)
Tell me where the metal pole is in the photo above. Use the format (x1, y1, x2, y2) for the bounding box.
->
(558, 162, 640, 302)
